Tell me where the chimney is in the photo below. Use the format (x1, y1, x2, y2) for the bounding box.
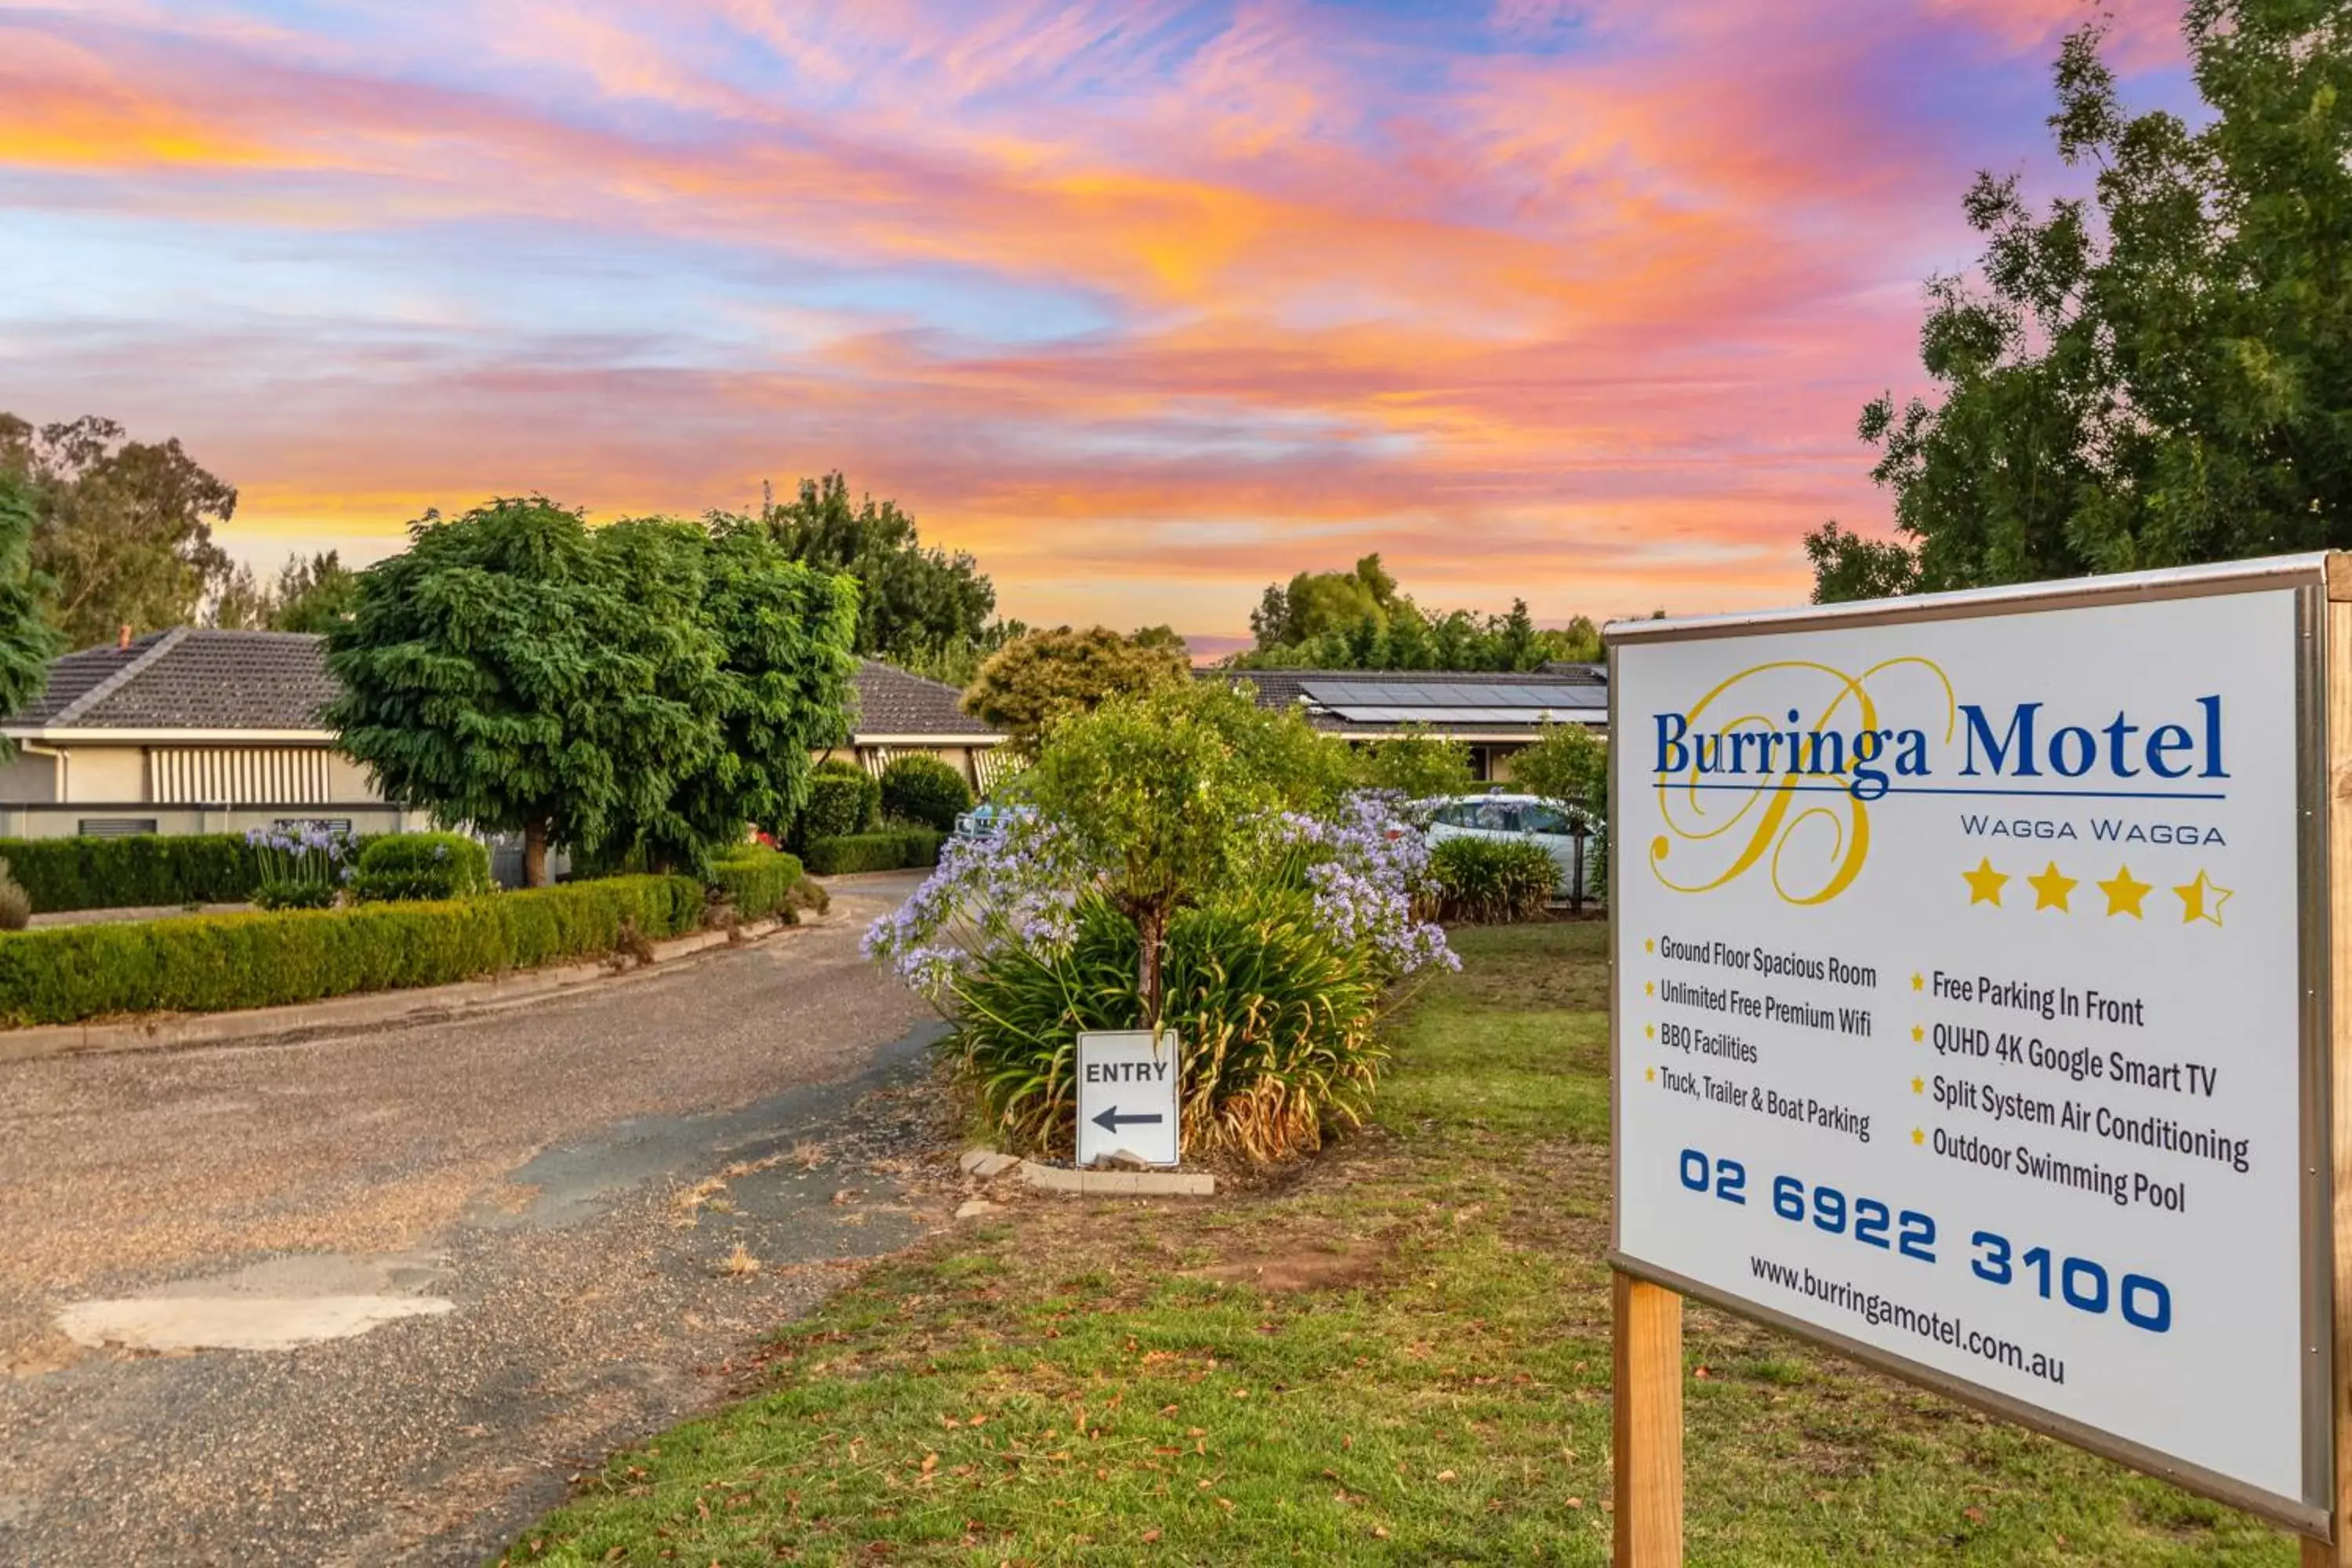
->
(118, 624, 132, 651)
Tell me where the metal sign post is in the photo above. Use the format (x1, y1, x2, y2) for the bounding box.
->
(1076, 1029, 1181, 1167)
(1605, 554, 2352, 1564)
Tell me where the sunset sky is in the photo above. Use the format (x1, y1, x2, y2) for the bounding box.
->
(0, 0, 2193, 647)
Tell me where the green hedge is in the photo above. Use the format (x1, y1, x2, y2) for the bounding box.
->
(707, 848, 804, 920)
(802, 829, 942, 876)
(796, 761, 880, 845)
(351, 832, 492, 902)
(878, 755, 971, 833)
(0, 874, 703, 1028)
(0, 834, 260, 913)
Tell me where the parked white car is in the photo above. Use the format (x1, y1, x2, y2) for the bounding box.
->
(1425, 792, 1602, 903)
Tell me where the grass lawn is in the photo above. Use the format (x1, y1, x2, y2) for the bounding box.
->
(503, 922, 2297, 1566)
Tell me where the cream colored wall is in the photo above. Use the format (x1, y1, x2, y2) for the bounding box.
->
(0, 752, 58, 804)
(325, 752, 387, 802)
(60, 743, 146, 804)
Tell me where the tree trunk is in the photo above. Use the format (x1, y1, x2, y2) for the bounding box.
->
(523, 817, 550, 888)
(1135, 905, 1168, 1029)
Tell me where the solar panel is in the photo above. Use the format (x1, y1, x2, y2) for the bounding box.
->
(1327, 704, 1607, 725)
(1301, 677, 1606, 713)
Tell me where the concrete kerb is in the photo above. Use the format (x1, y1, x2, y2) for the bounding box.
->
(0, 908, 840, 1065)
(959, 1145, 1216, 1198)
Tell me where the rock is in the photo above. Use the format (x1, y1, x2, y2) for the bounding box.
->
(1097, 1150, 1153, 1171)
(954, 1199, 1003, 1220)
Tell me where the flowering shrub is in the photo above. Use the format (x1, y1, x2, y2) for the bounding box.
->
(950, 889, 1385, 1161)
(245, 822, 356, 906)
(866, 789, 1450, 1162)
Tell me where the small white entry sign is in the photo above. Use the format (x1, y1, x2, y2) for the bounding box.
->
(1075, 1030, 1181, 1167)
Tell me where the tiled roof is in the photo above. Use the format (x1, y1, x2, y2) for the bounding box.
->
(853, 659, 999, 737)
(1207, 664, 1608, 735)
(10, 632, 1000, 742)
(17, 630, 339, 731)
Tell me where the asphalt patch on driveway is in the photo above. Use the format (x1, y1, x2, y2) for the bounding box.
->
(2, 1019, 953, 1566)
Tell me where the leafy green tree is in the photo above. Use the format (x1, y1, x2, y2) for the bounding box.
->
(206, 550, 363, 633)
(1809, 2, 2352, 599)
(327, 498, 855, 885)
(1354, 727, 1473, 804)
(1508, 722, 1609, 881)
(666, 517, 858, 856)
(962, 625, 1190, 757)
(0, 414, 235, 648)
(1025, 680, 1345, 1020)
(0, 474, 58, 743)
(1541, 615, 1603, 664)
(1233, 554, 1584, 672)
(1804, 523, 1919, 604)
(750, 473, 998, 670)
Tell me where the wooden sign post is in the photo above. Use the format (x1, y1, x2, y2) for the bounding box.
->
(1606, 556, 2352, 1565)
(1612, 1273, 1683, 1566)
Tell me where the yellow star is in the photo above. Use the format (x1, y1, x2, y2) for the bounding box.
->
(1645, 981, 1654, 997)
(1645, 1023, 1657, 1040)
(1645, 938, 1655, 953)
(1911, 1076, 1924, 1094)
(1911, 972, 1924, 992)
(1962, 858, 2009, 906)
(1645, 1067, 1656, 1083)
(2174, 870, 2232, 927)
(2026, 861, 2077, 913)
(1911, 1127, 1926, 1146)
(1911, 1023, 1924, 1044)
(2097, 865, 2153, 919)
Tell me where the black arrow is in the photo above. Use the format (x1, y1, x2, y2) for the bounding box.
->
(1091, 1106, 1165, 1134)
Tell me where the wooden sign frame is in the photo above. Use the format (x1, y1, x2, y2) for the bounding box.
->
(1601, 553, 2352, 1566)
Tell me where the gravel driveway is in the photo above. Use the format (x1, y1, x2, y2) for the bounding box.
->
(0, 873, 949, 1566)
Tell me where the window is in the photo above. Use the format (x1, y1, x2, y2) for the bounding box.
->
(78, 818, 158, 837)
(1520, 804, 1571, 836)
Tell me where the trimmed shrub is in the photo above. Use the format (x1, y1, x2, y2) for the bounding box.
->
(1430, 836, 1558, 923)
(350, 832, 493, 902)
(951, 890, 1385, 1163)
(0, 862, 27, 931)
(255, 880, 336, 911)
(706, 847, 805, 920)
(878, 755, 972, 834)
(0, 874, 703, 1027)
(802, 829, 942, 876)
(0, 834, 259, 913)
(796, 760, 880, 845)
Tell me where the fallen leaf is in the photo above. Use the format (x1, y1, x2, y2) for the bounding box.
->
(1142, 1529, 1161, 1544)
(1436, 1470, 1457, 1482)
(1964, 1507, 1986, 1525)
(1566, 1497, 1584, 1510)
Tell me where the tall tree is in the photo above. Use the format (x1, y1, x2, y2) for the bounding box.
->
(1808, 1, 2352, 600)
(0, 474, 59, 743)
(206, 551, 363, 633)
(749, 473, 998, 670)
(961, 625, 1190, 757)
(0, 415, 235, 648)
(326, 498, 856, 884)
